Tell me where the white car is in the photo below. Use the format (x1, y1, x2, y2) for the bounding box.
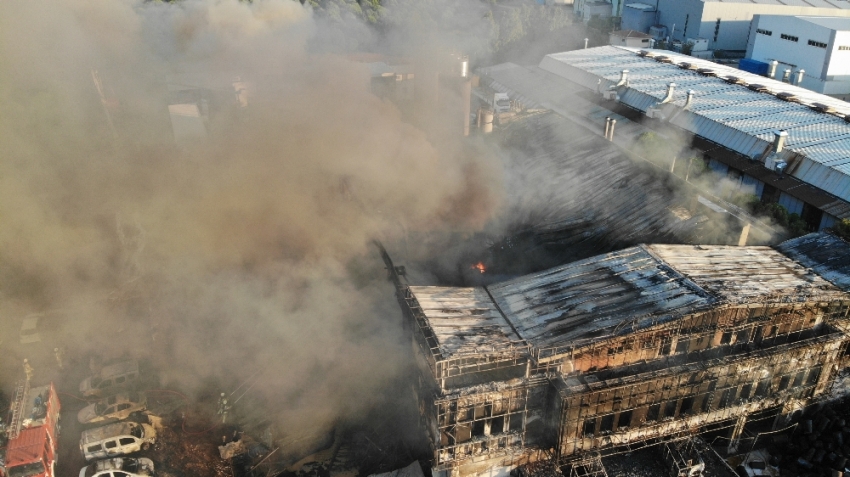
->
(78, 392, 147, 425)
(79, 457, 154, 477)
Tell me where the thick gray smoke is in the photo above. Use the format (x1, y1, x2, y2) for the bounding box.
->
(0, 0, 501, 453)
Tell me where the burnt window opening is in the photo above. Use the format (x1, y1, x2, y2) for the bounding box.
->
(740, 383, 753, 400)
(680, 397, 694, 415)
(600, 414, 615, 433)
(806, 367, 822, 386)
(701, 394, 712, 412)
(676, 339, 689, 354)
(584, 418, 597, 436)
(720, 389, 734, 408)
(492, 416, 505, 434)
(663, 400, 678, 419)
(778, 375, 791, 391)
(646, 404, 661, 422)
(618, 410, 633, 429)
(641, 339, 656, 349)
(792, 370, 806, 388)
(720, 331, 733, 345)
(736, 329, 751, 344)
(755, 378, 772, 397)
(661, 336, 673, 355)
(509, 413, 524, 432)
(472, 420, 486, 437)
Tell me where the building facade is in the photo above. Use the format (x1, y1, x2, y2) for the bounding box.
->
(383, 234, 850, 477)
(654, 0, 850, 52)
(745, 15, 850, 98)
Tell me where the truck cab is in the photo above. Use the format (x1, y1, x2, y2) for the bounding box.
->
(2, 383, 61, 477)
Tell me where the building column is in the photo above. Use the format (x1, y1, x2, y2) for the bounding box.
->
(728, 415, 747, 454)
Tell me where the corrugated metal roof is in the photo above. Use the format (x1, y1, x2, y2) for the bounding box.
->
(487, 246, 715, 350)
(648, 244, 844, 302)
(408, 286, 522, 358)
(776, 232, 850, 291)
(536, 46, 850, 203)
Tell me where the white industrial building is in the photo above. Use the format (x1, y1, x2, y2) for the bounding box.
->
(745, 15, 850, 99)
(654, 0, 850, 52)
(478, 46, 850, 230)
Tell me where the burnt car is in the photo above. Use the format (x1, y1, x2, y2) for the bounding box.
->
(77, 392, 147, 425)
(78, 457, 154, 477)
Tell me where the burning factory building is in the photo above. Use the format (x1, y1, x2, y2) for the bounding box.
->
(381, 232, 850, 477)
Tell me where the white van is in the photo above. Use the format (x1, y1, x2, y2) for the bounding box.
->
(80, 359, 140, 397)
(80, 421, 157, 461)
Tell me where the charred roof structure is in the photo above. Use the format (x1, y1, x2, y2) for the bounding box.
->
(380, 233, 850, 477)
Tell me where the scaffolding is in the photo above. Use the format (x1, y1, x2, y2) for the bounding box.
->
(566, 453, 607, 477)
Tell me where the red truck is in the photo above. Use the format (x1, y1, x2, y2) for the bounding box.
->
(1, 382, 61, 477)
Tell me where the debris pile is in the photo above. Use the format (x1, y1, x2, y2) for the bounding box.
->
(766, 398, 850, 476)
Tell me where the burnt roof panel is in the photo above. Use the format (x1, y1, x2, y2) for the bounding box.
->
(776, 232, 850, 291)
(487, 246, 715, 349)
(408, 286, 523, 359)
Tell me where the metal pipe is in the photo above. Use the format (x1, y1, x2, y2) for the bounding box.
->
(608, 119, 617, 141)
(604, 116, 611, 138)
(773, 130, 788, 153)
(584, 38, 589, 49)
(782, 69, 791, 83)
(767, 60, 778, 79)
(795, 69, 805, 86)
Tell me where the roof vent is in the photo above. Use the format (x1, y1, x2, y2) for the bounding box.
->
(845, 114, 850, 123)
(748, 84, 770, 93)
(724, 76, 747, 85)
(679, 62, 698, 70)
(811, 102, 836, 114)
(638, 49, 656, 57)
(775, 92, 801, 103)
(655, 55, 673, 63)
(696, 68, 717, 77)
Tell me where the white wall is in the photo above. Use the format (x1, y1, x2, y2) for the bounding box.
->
(656, 1, 850, 51)
(747, 16, 830, 80)
(827, 30, 850, 77)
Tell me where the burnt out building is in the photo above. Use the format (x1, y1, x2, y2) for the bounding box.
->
(383, 233, 850, 477)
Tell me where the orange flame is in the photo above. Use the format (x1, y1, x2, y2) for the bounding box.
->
(471, 262, 486, 274)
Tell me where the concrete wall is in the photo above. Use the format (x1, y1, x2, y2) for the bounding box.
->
(746, 16, 831, 80)
(827, 30, 850, 77)
(622, 5, 656, 33)
(656, 0, 704, 44)
(657, 0, 850, 51)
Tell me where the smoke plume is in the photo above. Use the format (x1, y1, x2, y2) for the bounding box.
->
(0, 0, 501, 453)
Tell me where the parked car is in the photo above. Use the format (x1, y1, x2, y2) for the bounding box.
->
(80, 359, 141, 398)
(77, 392, 147, 425)
(80, 421, 157, 461)
(78, 457, 154, 477)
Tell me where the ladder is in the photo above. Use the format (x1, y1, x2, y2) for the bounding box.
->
(7, 379, 29, 440)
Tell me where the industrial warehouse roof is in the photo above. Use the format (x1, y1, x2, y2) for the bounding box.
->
(649, 244, 843, 302)
(698, 0, 850, 7)
(484, 46, 850, 205)
(776, 232, 850, 291)
(794, 16, 850, 30)
(408, 286, 522, 358)
(408, 236, 849, 358)
(487, 246, 715, 350)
